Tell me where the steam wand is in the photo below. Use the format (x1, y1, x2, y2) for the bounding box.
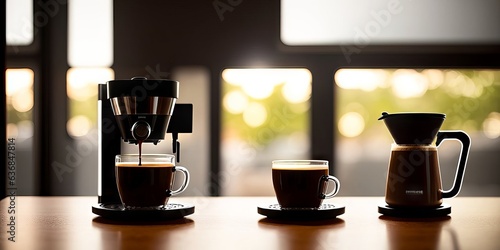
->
(167, 104, 193, 163)
(172, 133, 181, 162)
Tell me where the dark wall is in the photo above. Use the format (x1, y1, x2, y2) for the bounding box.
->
(114, 1, 281, 73)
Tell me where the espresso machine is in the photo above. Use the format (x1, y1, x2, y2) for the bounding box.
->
(92, 77, 194, 220)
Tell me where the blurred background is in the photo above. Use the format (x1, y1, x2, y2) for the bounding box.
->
(3, 0, 500, 198)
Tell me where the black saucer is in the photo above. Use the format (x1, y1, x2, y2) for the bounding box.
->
(378, 203, 451, 218)
(92, 203, 195, 221)
(258, 204, 345, 220)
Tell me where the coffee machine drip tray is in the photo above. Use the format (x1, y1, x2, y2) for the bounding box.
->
(378, 203, 451, 218)
(92, 203, 195, 221)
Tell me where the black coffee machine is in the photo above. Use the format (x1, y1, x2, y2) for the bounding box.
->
(92, 77, 194, 220)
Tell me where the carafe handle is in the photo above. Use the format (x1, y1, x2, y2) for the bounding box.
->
(436, 130, 471, 198)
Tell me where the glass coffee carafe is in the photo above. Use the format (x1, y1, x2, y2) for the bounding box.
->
(379, 112, 471, 208)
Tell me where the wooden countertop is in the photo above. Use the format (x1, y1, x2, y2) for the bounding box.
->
(1, 196, 499, 250)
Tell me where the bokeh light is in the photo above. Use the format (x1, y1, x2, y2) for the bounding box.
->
(223, 90, 249, 114)
(241, 80, 276, 100)
(67, 67, 114, 101)
(66, 67, 114, 138)
(391, 69, 428, 98)
(422, 69, 444, 89)
(243, 102, 268, 128)
(443, 71, 483, 98)
(6, 121, 35, 140)
(12, 88, 34, 112)
(222, 68, 311, 100)
(6, 123, 18, 138)
(282, 70, 312, 103)
(335, 69, 388, 91)
(6, 68, 34, 141)
(6, 68, 34, 97)
(483, 112, 500, 139)
(67, 115, 92, 137)
(223, 69, 278, 99)
(338, 112, 365, 137)
(222, 69, 246, 86)
(17, 120, 34, 138)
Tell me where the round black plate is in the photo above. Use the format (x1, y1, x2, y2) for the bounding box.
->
(258, 204, 345, 220)
(92, 203, 195, 221)
(378, 203, 451, 218)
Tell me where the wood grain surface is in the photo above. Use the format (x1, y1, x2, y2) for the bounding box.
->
(1, 196, 499, 250)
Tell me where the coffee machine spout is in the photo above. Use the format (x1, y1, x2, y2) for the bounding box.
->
(131, 120, 152, 141)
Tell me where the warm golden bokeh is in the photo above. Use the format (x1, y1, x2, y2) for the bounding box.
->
(335, 69, 500, 139)
(66, 67, 114, 138)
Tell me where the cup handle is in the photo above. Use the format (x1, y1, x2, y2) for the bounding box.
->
(319, 175, 341, 199)
(168, 166, 190, 197)
(436, 130, 471, 198)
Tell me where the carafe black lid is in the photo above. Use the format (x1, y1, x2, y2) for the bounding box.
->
(378, 112, 445, 120)
(378, 112, 445, 145)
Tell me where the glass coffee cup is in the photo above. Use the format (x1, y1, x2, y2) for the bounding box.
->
(272, 160, 340, 210)
(115, 154, 190, 210)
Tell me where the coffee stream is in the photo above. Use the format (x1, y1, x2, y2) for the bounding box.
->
(138, 140, 143, 166)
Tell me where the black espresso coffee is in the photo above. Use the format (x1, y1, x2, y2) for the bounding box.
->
(272, 165, 328, 209)
(385, 146, 442, 208)
(116, 163, 175, 208)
